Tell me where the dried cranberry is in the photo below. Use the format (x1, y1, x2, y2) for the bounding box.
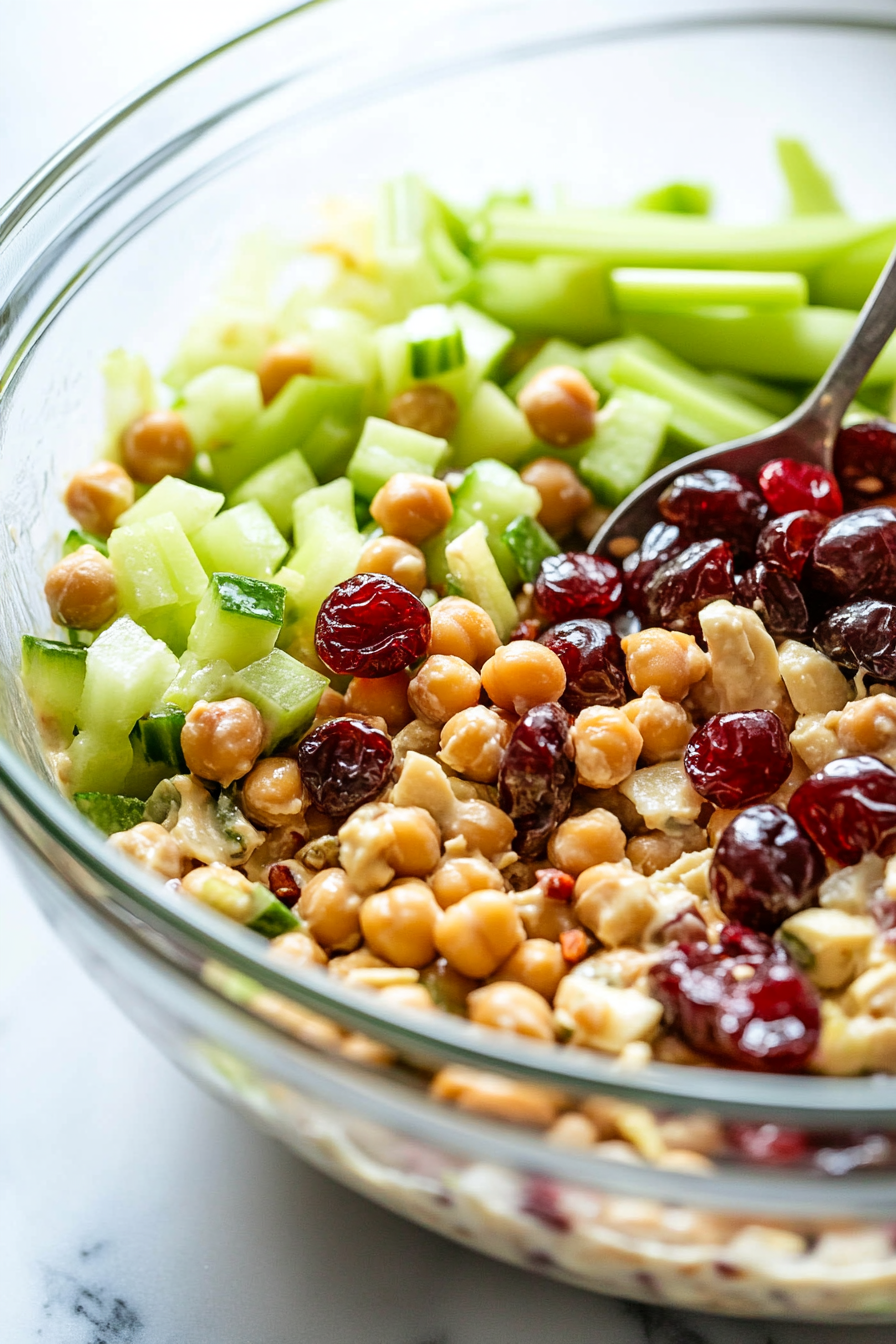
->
(538, 618, 627, 714)
(834, 419, 896, 510)
(728, 1122, 811, 1165)
(684, 710, 792, 808)
(755, 509, 828, 579)
(641, 539, 736, 637)
(295, 717, 393, 817)
(735, 560, 809, 639)
(267, 863, 301, 906)
(757, 458, 842, 519)
(533, 552, 623, 623)
(814, 599, 896, 681)
(789, 755, 896, 865)
(658, 469, 768, 556)
(497, 702, 575, 858)
(648, 924, 820, 1072)
(623, 521, 686, 615)
(809, 506, 896, 602)
(710, 804, 823, 934)
(315, 573, 430, 676)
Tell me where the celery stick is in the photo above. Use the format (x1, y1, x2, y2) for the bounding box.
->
(473, 256, 619, 344)
(578, 388, 671, 507)
(610, 268, 807, 314)
(776, 138, 844, 217)
(376, 174, 472, 313)
(810, 226, 896, 309)
(625, 307, 896, 386)
(707, 372, 801, 419)
(634, 182, 711, 215)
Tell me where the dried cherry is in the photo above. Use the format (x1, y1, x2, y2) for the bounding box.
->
(684, 711, 792, 808)
(814, 599, 896, 681)
(497, 702, 575, 858)
(755, 509, 829, 579)
(294, 717, 393, 817)
(534, 552, 623, 623)
(641, 539, 735, 637)
(788, 754, 896, 866)
(623, 521, 686, 616)
(538, 617, 627, 714)
(658, 468, 768, 556)
(735, 559, 809, 640)
(809, 506, 896, 602)
(833, 419, 896, 510)
(315, 573, 430, 676)
(757, 457, 842, 519)
(710, 804, 823, 934)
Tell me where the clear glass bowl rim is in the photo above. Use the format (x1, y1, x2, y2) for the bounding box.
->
(4, 0, 896, 1126)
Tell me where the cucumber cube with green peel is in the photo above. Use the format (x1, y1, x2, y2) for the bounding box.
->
(74, 791, 146, 836)
(188, 572, 285, 670)
(191, 502, 289, 580)
(133, 707, 187, 770)
(229, 449, 317, 537)
(162, 652, 234, 713)
(246, 884, 300, 938)
(451, 459, 541, 585)
(108, 510, 209, 652)
(291, 476, 356, 543)
(232, 648, 328, 748)
(347, 417, 448, 500)
(451, 382, 535, 470)
(578, 387, 671, 507)
(445, 522, 518, 642)
(115, 476, 225, 535)
(63, 528, 108, 558)
(501, 514, 560, 584)
(451, 302, 514, 382)
(281, 479, 363, 664)
(405, 303, 466, 378)
(21, 636, 87, 742)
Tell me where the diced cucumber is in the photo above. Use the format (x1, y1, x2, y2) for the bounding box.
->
(374, 322, 469, 407)
(451, 381, 535, 470)
(133, 707, 187, 771)
(108, 511, 209, 653)
(445, 522, 518, 641)
(210, 376, 364, 493)
(451, 460, 541, 585)
(634, 182, 712, 215)
(231, 648, 328, 748)
(291, 475, 356, 543)
(294, 306, 378, 389)
(63, 528, 108, 558)
(187, 572, 285, 670)
(74, 791, 146, 835)
(282, 479, 362, 665)
(421, 506, 475, 592)
(115, 476, 225, 535)
(246, 884, 300, 938)
(102, 349, 157, 456)
(501, 514, 560, 584)
(405, 304, 466, 378)
(69, 617, 179, 793)
(163, 652, 234, 712)
(504, 337, 587, 401)
(192, 502, 288, 580)
(163, 301, 274, 392)
(347, 416, 448, 500)
(119, 737, 171, 800)
(578, 388, 671, 507)
(473, 256, 619, 345)
(179, 365, 263, 452)
(21, 636, 87, 742)
(228, 449, 317, 538)
(451, 302, 514, 382)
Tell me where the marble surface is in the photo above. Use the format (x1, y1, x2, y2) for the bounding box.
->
(2, 2, 896, 1340)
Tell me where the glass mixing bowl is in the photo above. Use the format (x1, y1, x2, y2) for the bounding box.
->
(4, 0, 896, 1321)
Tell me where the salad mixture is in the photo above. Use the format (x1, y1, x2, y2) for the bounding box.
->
(23, 146, 896, 1105)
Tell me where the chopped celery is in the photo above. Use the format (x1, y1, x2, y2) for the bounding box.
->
(578, 388, 671, 507)
(634, 182, 712, 215)
(21, 636, 87, 742)
(163, 302, 274, 391)
(245, 884, 300, 938)
(191, 502, 288, 580)
(74, 791, 146, 835)
(228, 449, 317, 537)
(502, 515, 560, 584)
(108, 511, 209, 652)
(347, 417, 448, 500)
(474, 256, 618, 344)
(451, 460, 541, 586)
(504, 338, 586, 401)
(210, 376, 363, 493)
(282, 479, 362, 664)
(102, 349, 157, 456)
(405, 304, 466, 378)
(626, 307, 896, 386)
(776, 138, 844, 217)
(292, 476, 357, 544)
(445, 523, 518, 641)
(707, 372, 801, 419)
(115, 476, 225, 535)
(451, 302, 514, 381)
(580, 336, 645, 401)
(231, 648, 328, 748)
(163, 652, 233, 712)
(132, 708, 187, 771)
(451, 382, 535, 470)
(187, 573, 285, 670)
(179, 366, 263, 451)
(376, 174, 473, 314)
(810, 226, 896, 309)
(293, 306, 378, 389)
(63, 528, 108, 558)
(610, 268, 808, 314)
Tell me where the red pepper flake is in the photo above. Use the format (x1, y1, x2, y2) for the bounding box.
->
(536, 868, 575, 902)
(559, 928, 589, 964)
(268, 863, 301, 906)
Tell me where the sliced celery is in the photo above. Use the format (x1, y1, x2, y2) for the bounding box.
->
(228, 449, 316, 538)
(610, 268, 807, 314)
(634, 182, 711, 215)
(405, 304, 466, 378)
(115, 476, 225, 535)
(296, 306, 378, 389)
(63, 528, 108, 558)
(179, 366, 263, 451)
(578, 388, 671, 507)
(776, 138, 844, 217)
(474, 256, 619, 345)
(707, 372, 801, 419)
(504, 338, 587, 401)
(444, 523, 518, 642)
(191, 502, 288, 580)
(502, 515, 560, 584)
(347, 417, 448, 500)
(451, 382, 535, 470)
(231, 648, 327, 748)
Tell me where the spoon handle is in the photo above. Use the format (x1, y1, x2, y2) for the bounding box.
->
(799, 239, 896, 445)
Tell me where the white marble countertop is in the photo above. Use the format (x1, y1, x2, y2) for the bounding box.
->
(2, 3, 896, 1340)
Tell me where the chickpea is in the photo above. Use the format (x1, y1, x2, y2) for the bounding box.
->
(517, 365, 597, 447)
(241, 756, 304, 829)
(181, 697, 266, 787)
(571, 706, 642, 789)
(121, 409, 194, 484)
(513, 884, 580, 942)
(44, 546, 117, 629)
(429, 855, 505, 909)
(430, 1064, 564, 1127)
(338, 802, 442, 895)
(360, 878, 440, 968)
(269, 929, 328, 968)
(258, 338, 314, 405)
(370, 471, 454, 545)
(181, 862, 254, 920)
(574, 862, 656, 948)
(837, 693, 896, 757)
(434, 889, 524, 979)
(438, 706, 513, 783)
(481, 642, 566, 715)
(547, 1112, 599, 1148)
(408, 655, 481, 726)
(627, 829, 704, 876)
(467, 981, 556, 1041)
(314, 685, 347, 721)
(622, 689, 693, 764)
(64, 461, 134, 537)
(492, 938, 566, 1001)
(547, 808, 626, 876)
(378, 982, 436, 1012)
(451, 798, 516, 861)
(344, 672, 412, 735)
(356, 535, 426, 597)
(328, 946, 389, 979)
(521, 457, 593, 536)
(391, 718, 441, 771)
(622, 628, 709, 702)
(108, 821, 183, 880)
(428, 596, 500, 669)
(298, 868, 363, 952)
(388, 385, 459, 439)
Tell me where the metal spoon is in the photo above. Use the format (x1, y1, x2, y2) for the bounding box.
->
(588, 242, 896, 559)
